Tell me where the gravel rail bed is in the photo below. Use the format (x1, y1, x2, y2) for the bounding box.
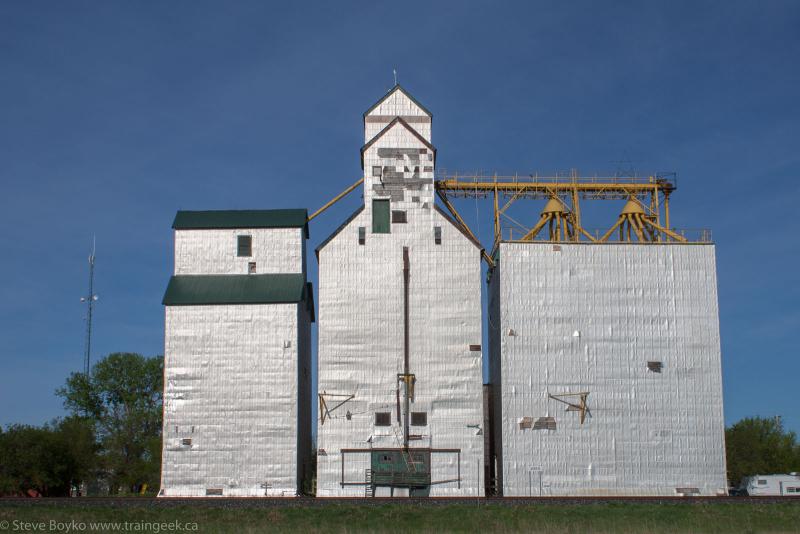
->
(2, 496, 798, 508)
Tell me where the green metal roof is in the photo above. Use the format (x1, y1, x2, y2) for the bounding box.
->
(172, 209, 309, 236)
(163, 273, 307, 306)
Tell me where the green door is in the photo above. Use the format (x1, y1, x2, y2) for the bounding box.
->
(372, 199, 390, 234)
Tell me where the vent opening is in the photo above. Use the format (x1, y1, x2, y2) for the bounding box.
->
(533, 417, 557, 431)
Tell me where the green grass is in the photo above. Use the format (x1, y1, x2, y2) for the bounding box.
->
(1, 502, 799, 534)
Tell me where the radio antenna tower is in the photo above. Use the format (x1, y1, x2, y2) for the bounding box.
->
(80, 237, 98, 376)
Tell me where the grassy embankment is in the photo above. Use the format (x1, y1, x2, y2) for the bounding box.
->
(1, 501, 800, 533)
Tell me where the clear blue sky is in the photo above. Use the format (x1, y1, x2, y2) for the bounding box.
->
(1, 1, 798, 434)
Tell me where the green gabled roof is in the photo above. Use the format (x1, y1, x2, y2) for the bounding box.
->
(172, 209, 309, 237)
(163, 273, 307, 306)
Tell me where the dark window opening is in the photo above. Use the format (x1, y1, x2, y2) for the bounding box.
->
(469, 344, 481, 352)
(533, 417, 557, 430)
(358, 226, 366, 245)
(248, 262, 257, 274)
(237, 235, 252, 257)
(392, 210, 407, 223)
(372, 200, 390, 234)
(647, 361, 663, 373)
(411, 412, 427, 426)
(181, 438, 192, 446)
(372, 166, 382, 177)
(434, 226, 442, 245)
(374, 412, 391, 426)
(205, 488, 223, 496)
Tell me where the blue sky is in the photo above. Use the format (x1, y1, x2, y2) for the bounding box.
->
(1, 1, 798, 434)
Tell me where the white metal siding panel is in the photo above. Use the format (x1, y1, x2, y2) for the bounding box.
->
(160, 303, 300, 496)
(491, 243, 727, 496)
(174, 227, 304, 275)
(365, 90, 431, 142)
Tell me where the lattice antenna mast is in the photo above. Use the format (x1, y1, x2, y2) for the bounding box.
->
(80, 237, 99, 376)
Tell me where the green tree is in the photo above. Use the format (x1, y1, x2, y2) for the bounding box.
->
(57, 352, 163, 494)
(725, 416, 800, 486)
(0, 417, 95, 496)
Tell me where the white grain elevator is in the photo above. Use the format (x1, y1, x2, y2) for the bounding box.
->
(315, 85, 485, 497)
(160, 210, 313, 497)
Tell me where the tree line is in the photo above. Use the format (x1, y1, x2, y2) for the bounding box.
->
(1, 352, 798, 495)
(0, 353, 162, 496)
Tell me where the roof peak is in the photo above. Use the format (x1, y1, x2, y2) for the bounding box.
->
(363, 84, 432, 119)
(359, 116, 436, 168)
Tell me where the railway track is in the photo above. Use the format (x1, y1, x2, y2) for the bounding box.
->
(2, 496, 798, 508)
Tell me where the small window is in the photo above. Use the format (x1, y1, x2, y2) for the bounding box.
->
(248, 262, 257, 274)
(412, 196, 420, 203)
(419, 148, 427, 154)
(411, 412, 427, 426)
(469, 344, 481, 352)
(434, 226, 442, 245)
(205, 488, 223, 496)
(372, 199, 390, 234)
(181, 438, 192, 446)
(647, 361, 663, 373)
(374, 412, 391, 426)
(358, 227, 366, 245)
(533, 417, 557, 430)
(372, 166, 382, 177)
(392, 210, 407, 223)
(758, 479, 768, 485)
(237, 235, 252, 257)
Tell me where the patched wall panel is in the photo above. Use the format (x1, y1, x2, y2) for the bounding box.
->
(489, 243, 727, 496)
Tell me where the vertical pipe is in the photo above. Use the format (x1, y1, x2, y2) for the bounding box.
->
(458, 450, 461, 489)
(402, 247, 410, 450)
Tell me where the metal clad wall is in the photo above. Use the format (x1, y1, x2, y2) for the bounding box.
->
(316, 208, 484, 496)
(175, 227, 304, 275)
(364, 89, 431, 142)
(489, 243, 726, 496)
(161, 303, 302, 496)
(317, 104, 483, 495)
